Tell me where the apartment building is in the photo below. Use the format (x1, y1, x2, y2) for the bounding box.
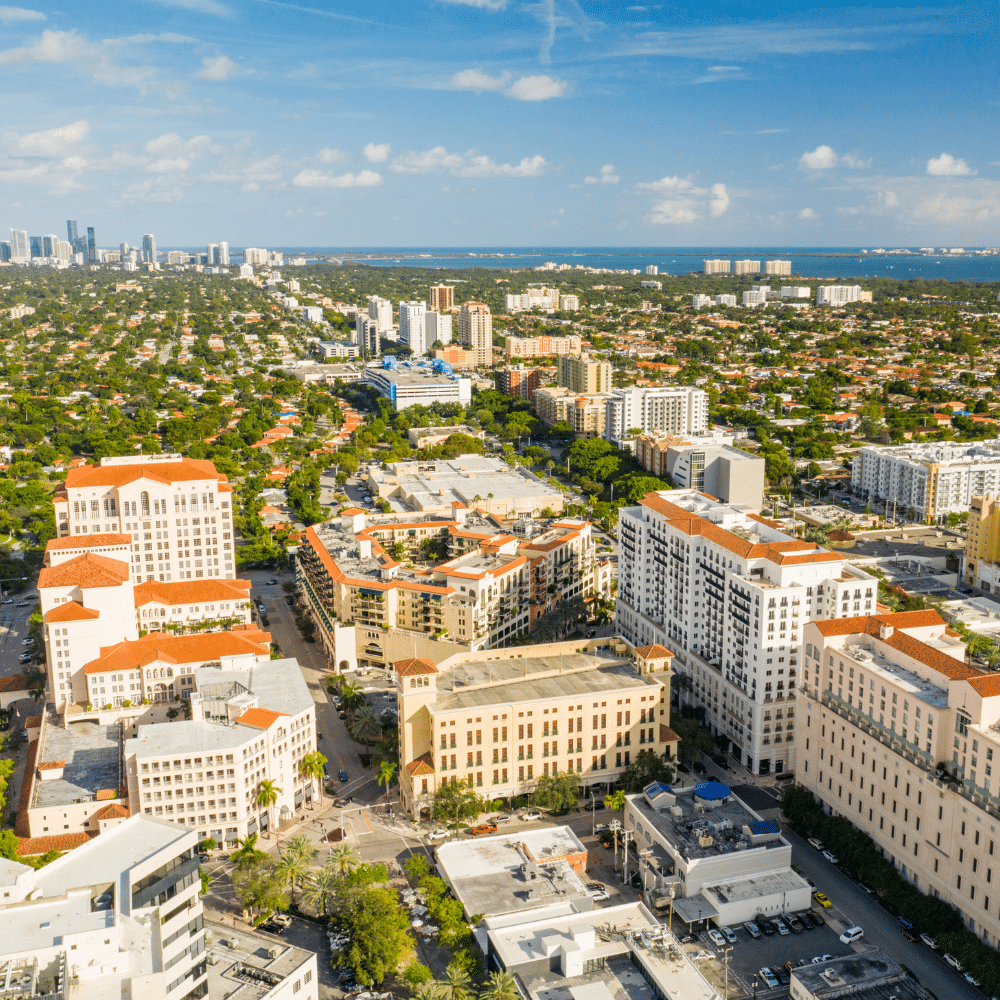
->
(966, 494, 1000, 589)
(54, 454, 235, 580)
(394, 639, 678, 818)
(798, 610, 1000, 947)
(534, 387, 608, 439)
(615, 491, 876, 775)
(764, 260, 793, 276)
(368, 295, 393, 331)
(703, 260, 731, 274)
(852, 440, 1000, 522)
(558, 355, 613, 394)
(604, 386, 709, 449)
(497, 364, 542, 402)
(430, 284, 455, 312)
(816, 285, 873, 305)
(662, 443, 766, 509)
(458, 301, 493, 366)
(692, 294, 712, 309)
(399, 300, 428, 355)
(734, 260, 761, 275)
(505, 334, 582, 359)
(0, 816, 209, 1000)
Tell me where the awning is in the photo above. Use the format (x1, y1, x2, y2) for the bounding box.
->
(304, 786, 313, 801)
(247, 817, 258, 835)
(672, 893, 718, 923)
(294, 791, 303, 806)
(259, 812, 269, 830)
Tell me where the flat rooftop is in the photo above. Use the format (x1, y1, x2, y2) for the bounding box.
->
(702, 868, 809, 907)
(791, 950, 905, 997)
(204, 918, 315, 1000)
(0, 893, 114, 959)
(842, 641, 949, 708)
(125, 718, 252, 758)
(33, 716, 121, 809)
(194, 658, 313, 718)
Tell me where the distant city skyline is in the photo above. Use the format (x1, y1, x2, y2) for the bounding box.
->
(0, 0, 992, 246)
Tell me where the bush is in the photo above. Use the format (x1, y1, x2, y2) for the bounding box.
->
(402, 962, 432, 988)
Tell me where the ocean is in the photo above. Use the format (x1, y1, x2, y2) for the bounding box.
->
(273, 246, 1000, 283)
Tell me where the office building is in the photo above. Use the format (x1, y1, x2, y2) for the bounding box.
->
(142, 234, 157, 263)
(426, 309, 453, 346)
(816, 284, 869, 305)
(0, 241, 10, 262)
(497, 365, 541, 402)
(206, 243, 218, 264)
(692, 294, 712, 309)
(534, 387, 609, 439)
(504, 334, 582, 359)
(429, 284, 455, 312)
(66, 218, 78, 244)
(41, 234, 59, 257)
(53, 453, 236, 579)
(355, 314, 380, 358)
(657, 442, 765, 509)
(615, 490, 876, 774)
(734, 260, 761, 275)
(87, 226, 96, 262)
(368, 295, 393, 332)
(798, 609, 1000, 947)
(703, 259, 730, 274)
(557, 355, 613, 394)
(764, 259, 793, 276)
(393, 638, 677, 817)
(604, 386, 709, 449)
(9, 229, 29, 261)
(29, 235, 43, 258)
(0, 815, 209, 1000)
(365, 364, 472, 410)
(645, 265, 659, 275)
(458, 301, 493, 366)
(742, 288, 768, 307)
(852, 440, 1000, 523)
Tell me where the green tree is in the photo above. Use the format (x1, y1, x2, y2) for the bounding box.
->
(333, 880, 414, 985)
(605, 790, 626, 812)
(328, 842, 360, 875)
(299, 751, 327, 808)
(231, 832, 268, 869)
(402, 963, 434, 989)
(304, 864, 341, 916)
(432, 779, 484, 827)
(347, 703, 382, 749)
(480, 972, 520, 1000)
(275, 835, 318, 907)
(530, 771, 579, 812)
(231, 859, 287, 919)
(256, 779, 282, 839)
(377, 760, 397, 808)
(440, 963, 474, 1000)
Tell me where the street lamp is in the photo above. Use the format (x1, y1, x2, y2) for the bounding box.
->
(751, 978, 759, 1000)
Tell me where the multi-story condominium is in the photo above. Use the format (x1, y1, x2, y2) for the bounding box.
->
(458, 301, 493, 366)
(852, 440, 1000, 523)
(394, 639, 678, 818)
(0, 815, 209, 1000)
(662, 443, 765, 509)
(742, 288, 768, 307)
(559, 294, 579, 311)
(355, 314, 381, 357)
(364, 364, 472, 410)
(533, 387, 608, 439)
(558, 355, 613, 394)
(781, 285, 812, 298)
(297, 509, 611, 671)
(9, 229, 29, 261)
(504, 287, 566, 313)
(427, 309, 453, 345)
(966, 494, 1000, 590)
(703, 259, 730, 274)
(764, 259, 793, 276)
(734, 260, 761, 275)
(243, 247, 269, 265)
(430, 284, 455, 312)
(615, 490, 876, 775)
(368, 295, 394, 332)
(798, 609, 1000, 947)
(816, 284, 872, 305)
(497, 365, 541, 402)
(505, 335, 582, 359)
(604, 386, 709, 449)
(142, 233, 157, 263)
(53, 454, 235, 580)
(645, 265, 659, 275)
(716, 294, 737, 307)
(399, 300, 428, 355)
(692, 294, 712, 309)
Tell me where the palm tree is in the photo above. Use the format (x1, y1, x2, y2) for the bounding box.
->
(327, 842, 360, 876)
(257, 779, 282, 839)
(338, 679, 365, 713)
(299, 751, 327, 808)
(606, 790, 626, 812)
(232, 832, 268, 869)
(480, 972, 519, 1000)
(440, 963, 474, 1000)
(283, 833, 318, 865)
(347, 703, 382, 749)
(377, 760, 397, 809)
(414, 984, 447, 1000)
(275, 840, 315, 907)
(304, 865, 340, 917)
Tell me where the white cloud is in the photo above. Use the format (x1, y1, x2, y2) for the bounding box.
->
(0, 28, 93, 66)
(451, 68, 510, 92)
(507, 74, 569, 100)
(147, 0, 232, 16)
(709, 181, 729, 217)
(241, 181, 259, 192)
(0, 6, 44, 21)
(104, 32, 197, 44)
(196, 54, 245, 80)
(650, 200, 699, 224)
(436, 0, 507, 8)
(390, 145, 547, 178)
(119, 176, 188, 202)
(3, 119, 89, 156)
(636, 174, 730, 224)
(707, 65, 740, 71)
(799, 144, 839, 170)
(584, 163, 619, 185)
(927, 152, 972, 176)
(636, 175, 697, 192)
(363, 142, 390, 163)
(144, 132, 214, 156)
(798, 207, 818, 219)
(317, 147, 349, 164)
(292, 168, 383, 188)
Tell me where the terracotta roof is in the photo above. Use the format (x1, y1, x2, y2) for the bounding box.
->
(38, 553, 130, 590)
(969, 674, 1000, 698)
(83, 628, 271, 674)
(236, 708, 289, 729)
(340, 507, 364, 515)
(90, 803, 130, 821)
(659, 724, 680, 744)
(635, 643, 672, 659)
(406, 751, 436, 776)
(133, 577, 251, 607)
(24, 715, 41, 728)
(0, 675, 29, 693)
(65, 458, 227, 489)
(46, 533, 132, 550)
(811, 610, 945, 637)
(394, 658, 439, 677)
(37, 759, 65, 770)
(17, 832, 97, 856)
(45, 602, 101, 623)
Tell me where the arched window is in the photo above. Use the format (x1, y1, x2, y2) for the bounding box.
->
(140, 492, 150, 516)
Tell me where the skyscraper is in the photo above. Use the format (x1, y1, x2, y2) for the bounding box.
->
(66, 219, 78, 244)
(142, 234, 157, 263)
(398, 300, 428, 355)
(42, 234, 59, 257)
(458, 301, 492, 367)
(207, 242, 218, 264)
(429, 284, 455, 312)
(9, 230, 28, 261)
(87, 226, 96, 262)
(218, 242, 230, 265)
(29, 236, 43, 258)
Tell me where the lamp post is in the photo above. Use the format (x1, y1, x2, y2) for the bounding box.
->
(667, 882, 676, 936)
(751, 978, 759, 1000)
(722, 946, 731, 1000)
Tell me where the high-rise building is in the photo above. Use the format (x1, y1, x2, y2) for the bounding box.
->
(426, 310, 452, 346)
(429, 284, 455, 312)
(87, 226, 96, 262)
(458, 301, 492, 366)
(42, 234, 59, 257)
(0, 242, 10, 262)
(142, 233, 157, 263)
(206, 242, 218, 264)
(615, 490, 876, 775)
(368, 295, 393, 332)
(218, 241, 230, 265)
(399, 300, 428, 355)
(243, 247, 269, 266)
(66, 218, 78, 244)
(504, 335, 582, 359)
(703, 259, 731, 274)
(56, 239, 72, 261)
(10, 229, 28, 261)
(557, 354, 613, 394)
(816, 284, 864, 305)
(29, 235, 43, 258)
(355, 315, 380, 359)
(734, 260, 761, 275)
(692, 294, 712, 309)
(764, 259, 792, 276)
(645, 265, 659, 275)
(497, 365, 540, 402)
(742, 288, 768, 307)
(604, 386, 709, 448)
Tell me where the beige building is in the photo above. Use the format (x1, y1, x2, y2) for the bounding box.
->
(430, 284, 455, 312)
(504, 335, 582, 359)
(558, 355, 613, 394)
(799, 610, 1000, 947)
(459, 301, 493, 366)
(966, 494, 1000, 589)
(533, 386, 608, 438)
(54, 454, 236, 580)
(394, 639, 679, 818)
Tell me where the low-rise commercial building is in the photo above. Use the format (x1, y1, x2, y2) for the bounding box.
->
(407, 425, 486, 450)
(365, 365, 472, 410)
(791, 951, 927, 1000)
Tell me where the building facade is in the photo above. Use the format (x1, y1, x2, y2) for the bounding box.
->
(966, 494, 1000, 589)
(458, 302, 493, 366)
(703, 259, 730, 274)
(399, 300, 428, 355)
(505, 335, 582, 359)
(604, 386, 709, 449)
(430, 284, 455, 312)
(557, 355, 613, 394)
(764, 260, 793, 276)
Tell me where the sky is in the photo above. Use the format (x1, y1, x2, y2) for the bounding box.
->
(0, 0, 996, 247)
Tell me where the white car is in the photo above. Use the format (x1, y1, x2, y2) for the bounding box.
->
(821, 850, 840, 864)
(520, 811, 542, 822)
(964, 973, 981, 987)
(721, 926, 738, 944)
(943, 953, 964, 971)
(426, 829, 449, 840)
(920, 933, 937, 949)
(586, 883, 610, 901)
(707, 929, 726, 947)
(773, 918, 789, 936)
(839, 926, 864, 944)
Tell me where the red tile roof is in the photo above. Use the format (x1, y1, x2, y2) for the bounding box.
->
(237, 708, 289, 729)
(0, 675, 29, 693)
(45, 602, 101, 623)
(394, 658, 439, 677)
(83, 628, 271, 674)
(17, 832, 97, 856)
(635, 644, 672, 659)
(65, 458, 227, 489)
(46, 533, 132, 550)
(133, 578, 251, 607)
(38, 553, 131, 590)
(969, 674, 1000, 698)
(406, 752, 436, 776)
(90, 803, 130, 821)
(811, 610, 945, 637)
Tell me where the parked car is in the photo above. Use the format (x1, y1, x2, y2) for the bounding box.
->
(773, 918, 789, 936)
(494, 813, 511, 824)
(943, 953, 964, 971)
(595, 823, 609, 832)
(270, 913, 291, 928)
(840, 926, 864, 944)
(16, 601, 29, 607)
(721, 926, 738, 944)
(587, 883, 610, 901)
(0, 598, 13, 605)
(520, 811, 542, 821)
(774, 968, 790, 987)
(707, 929, 726, 947)
(755, 915, 776, 936)
(743, 921, 761, 940)
(260, 920, 285, 934)
(21, 637, 32, 645)
(919, 933, 937, 949)
(338, 711, 347, 720)
(807, 838, 825, 851)
(758, 968, 779, 989)
(799, 911, 819, 930)
(266, 579, 278, 586)
(964, 973, 981, 987)
(470, 823, 498, 836)
(859, 883, 874, 895)
(812, 955, 834, 964)
(813, 891, 832, 908)
(427, 829, 449, 840)
(821, 850, 840, 864)
(591, 800, 604, 810)
(19, 654, 31, 664)
(786, 914, 804, 934)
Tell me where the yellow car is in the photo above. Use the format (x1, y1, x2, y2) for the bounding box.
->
(813, 892, 832, 908)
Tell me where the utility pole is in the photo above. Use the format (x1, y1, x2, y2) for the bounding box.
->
(722, 946, 732, 1000)
(621, 827, 632, 886)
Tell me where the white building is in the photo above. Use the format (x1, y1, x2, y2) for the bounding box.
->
(692, 294, 712, 309)
(742, 288, 768, 307)
(559, 294, 579, 311)
(53, 454, 236, 581)
(604, 386, 709, 450)
(640, 280, 662, 289)
(426, 309, 453, 345)
(733, 260, 760, 275)
(458, 302, 492, 366)
(816, 284, 863, 305)
(645, 265, 659, 275)
(239, 263, 254, 278)
(703, 259, 730, 274)
(852, 440, 1000, 522)
(243, 247, 269, 266)
(780, 285, 811, 299)
(355, 315, 380, 357)
(301, 305, 324, 323)
(764, 260, 792, 276)
(399, 300, 428, 355)
(615, 490, 876, 774)
(365, 365, 472, 410)
(715, 294, 737, 307)
(368, 295, 393, 332)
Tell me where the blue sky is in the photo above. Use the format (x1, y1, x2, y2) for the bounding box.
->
(0, 0, 995, 247)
